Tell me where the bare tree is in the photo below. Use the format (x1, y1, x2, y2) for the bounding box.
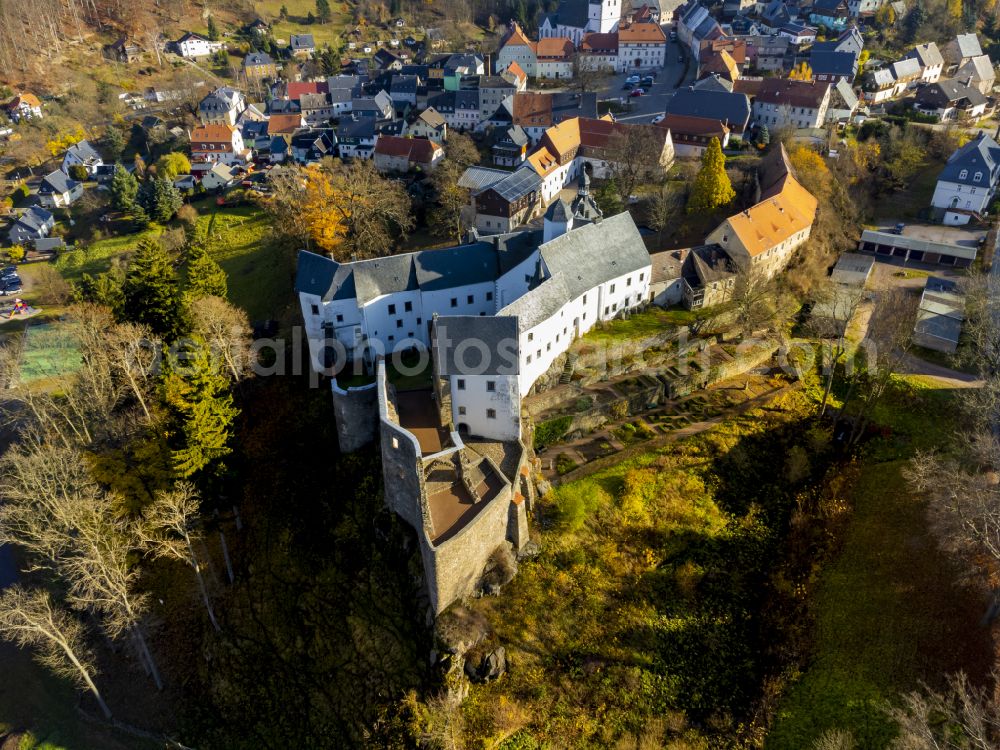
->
(958, 270, 1000, 378)
(105, 320, 159, 421)
(807, 281, 866, 416)
(430, 161, 472, 244)
(188, 295, 253, 383)
(812, 729, 856, 750)
(646, 184, 683, 247)
(885, 672, 1000, 749)
(0, 586, 112, 719)
(141, 484, 220, 631)
(730, 265, 780, 339)
(422, 690, 466, 750)
(566, 52, 611, 97)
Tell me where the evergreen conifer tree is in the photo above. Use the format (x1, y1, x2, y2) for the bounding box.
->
(185, 245, 228, 299)
(207, 15, 220, 41)
(109, 165, 139, 213)
(122, 239, 185, 340)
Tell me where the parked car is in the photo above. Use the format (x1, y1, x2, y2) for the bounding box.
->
(625, 74, 640, 84)
(892, 222, 906, 235)
(623, 82, 634, 90)
(651, 114, 665, 124)
(630, 88, 645, 97)
(641, 76, 654, 87)
(1, 281, 22, 296)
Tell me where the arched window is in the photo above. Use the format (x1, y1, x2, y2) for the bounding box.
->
(959, 169, 969, 179)
(974, 171, 983, 182)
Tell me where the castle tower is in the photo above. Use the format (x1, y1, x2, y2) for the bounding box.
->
(571, 170, 603, 224)
(543, 198, 574, 242)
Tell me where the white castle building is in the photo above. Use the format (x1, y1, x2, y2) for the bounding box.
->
(296, 191, 652, 614)
(539, 0, 622, 45)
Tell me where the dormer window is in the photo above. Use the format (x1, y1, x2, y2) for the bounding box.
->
(974, 171, 984, 182)
(960, 169, 968, 180)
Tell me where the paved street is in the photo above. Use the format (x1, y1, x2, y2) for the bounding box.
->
(601, 35, 696, 123)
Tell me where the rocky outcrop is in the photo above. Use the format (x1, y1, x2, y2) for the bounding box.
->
(465, 646, 507, 683)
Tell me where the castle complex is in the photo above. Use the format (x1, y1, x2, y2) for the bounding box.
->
(296, 185, 652, 614)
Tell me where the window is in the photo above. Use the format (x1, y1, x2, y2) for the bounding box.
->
(404, 301, 413, 312)
(396, 320, 403, 328)
(310, 304, 319, 315)
(417, 317, 422, 325)
(583, 294, 588, 304)
(388, 335, 394, 341)
(487, 408, 496, 419)
(546, 342, 551, 351)
(604, 306, 610, 315)
(537, 349, 542, 358)
(336, 314, 344, 323)
(388, 304, 396, 314)
(526, 354, 532, 363)
(487, 381, 496, 391)
(627, 277, 632, 286)
(408, 332, 414, 338)
(610, 283, 616, 293)
(486, 291, 493, 301)
(556, 334, 560, 343)
(639, 272, 645, 281)
(960, 169, 969, 180)
(392, 437, 399, 449)
(467, 294, 474, 304)
(450, 297, 458, 307)
(458, 406, 467, 415)
(975, 171, 984, 182)
(457, 379, 466, 390)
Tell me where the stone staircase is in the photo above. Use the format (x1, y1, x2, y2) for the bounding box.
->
(559, 353, 578, 385)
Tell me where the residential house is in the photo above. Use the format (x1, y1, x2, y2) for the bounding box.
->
(102, 36, 141, 63)
(699, 49, 741, 83)
(501, 61, 529, 90)
(677, 1, 725, 56)
(662, 113, 731, 156)
(753, 78, 831, 129)
(580, 31, 619, 71)
(808, 0, 850, 29)
(352, 90, 395, 121)
(848, 0, 887, 17)
(428, 90, 481, 131)
(914, 78, 988, 120)
(289, 34, 315, 57)
(930, 132, 1000, 224)
(201, 162, 236, 191)
(190, 123, 251, 166)
(741, 34, 792, 73)
(512, 92, 599, 142)
(498, 22, 541, 77)
(665, 87, 752, 133)
(300, 92, 334, 125)
(243, 51, 278, 83)
(809, 49, 858, 83)
(698, 38, 747, 78)
(267, 113, 306, 139)
(891, 56, 923, 92)
(244, 18, 270, 38)
(4, 93, 42, 122)
(956, 55, 996, 95)
(388, 74, 420, 108)
(466, 165, 543, 233)
(373, 136, 444, 172)
(374, 49, 404, 71)
(537, 37, 575, 79)
(7, 207, 55, 246)
(175, 32, 223, 58)
(492, 125, 530, 166)
(198, 86, 247, 125)
(337, 115, 379, 158)
(680, 245, 736, 308)
(865, 66, 899, 103)
(944, 33, 983, 68)
(778, 23, 817, 45)
(38, 170, 83, 208)
(290, 129, 337, 163)
(813, 26, 864, 56)
(539, 0, 622, 45)
(62, 140, 103, 176)
(825, 78, 861, 122)
(704, 144, 818, 277)
(173, 174, 198, 192)
(617, 21, 667, 71)
(904, 42, 944, 83)
(478, 76, 519, 124)
(407, 107, 447, 140)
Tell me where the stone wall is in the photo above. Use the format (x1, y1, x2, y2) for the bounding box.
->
(427, 459, 513, 614)
(331, 380, 378, 452)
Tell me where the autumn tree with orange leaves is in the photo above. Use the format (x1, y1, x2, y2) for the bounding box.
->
(264, 160, 413, 261)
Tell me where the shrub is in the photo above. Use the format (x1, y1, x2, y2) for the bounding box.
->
(534, 415, 573, 449)
(14, 183, 30, 200)
(7, 244, 25, 263)
(68, 164, 89, 182)
(555, 454, 578, 475)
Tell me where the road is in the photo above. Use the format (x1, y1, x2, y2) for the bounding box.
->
(600, 34, 696, 123)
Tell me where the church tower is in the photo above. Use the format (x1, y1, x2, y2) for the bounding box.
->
(589, 0, 620, 33)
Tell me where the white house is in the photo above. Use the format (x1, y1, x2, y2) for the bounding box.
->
(61, 140, 103, 176)
(201, 162, 236, 191)
(616, 22, 666, 71)
(190, 123, 250, 166)
(904, 42, 944, 84)
(752, 78, 831, 129)
(37, 169, 83, 208)
(931, 133, 1000, 225)
(175, 32, 224, 58)
(198, 86, 248, 125)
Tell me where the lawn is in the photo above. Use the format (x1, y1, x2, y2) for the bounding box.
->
(765, 382, 993, 749)
(581, 306, 707, 343)
(251, 0, 351, 48)
(55, 226, 163, 281)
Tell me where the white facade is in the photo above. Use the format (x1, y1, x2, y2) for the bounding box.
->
(618, 40, 666, 71)
(541, 0, 622, 45)
(498, 43, 537, 78)
(177, 35, 223, 58)
(931, 180, 993, 224)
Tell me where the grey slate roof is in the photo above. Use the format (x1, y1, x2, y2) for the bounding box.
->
(958, 54, 995, 83)
(833, 78, 859, 109)
(891, 57, 922, 79)
(39, 169, 78, 195)
(65, 140, 101, 165)
(290, 34, 315, 50)
(938, 132, 1000, 186)
(665, 88, 751, 129)
(544, 198, 572, 223)
(552, 0, 591, 28)
(916, 78, 987, 107)
(15, 206, 54, 233)
(295, 230, 542, 303)
(244, 51, 274, 66)
(955, 33, 983, 59)
(501, 212, 650, 331)
(809, 49, 857, 78)
(434, 316, 520, 376)
(907, 42, 944, 69)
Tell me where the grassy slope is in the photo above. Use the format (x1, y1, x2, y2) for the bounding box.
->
(765, 381, 993, 748)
